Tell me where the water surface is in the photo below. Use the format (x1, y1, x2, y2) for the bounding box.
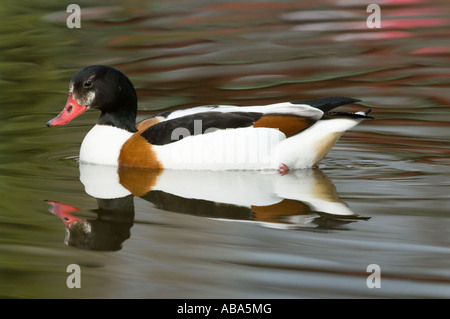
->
(0, 0, 449, 298)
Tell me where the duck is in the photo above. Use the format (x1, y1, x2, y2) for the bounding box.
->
(47, 65, 372, 171)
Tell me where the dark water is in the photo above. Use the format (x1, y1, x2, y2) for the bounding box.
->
(1, 0, 449, 298)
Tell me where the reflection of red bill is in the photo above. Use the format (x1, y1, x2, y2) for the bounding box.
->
(46, 200, 82, 228)
(46, 93, 88, 127)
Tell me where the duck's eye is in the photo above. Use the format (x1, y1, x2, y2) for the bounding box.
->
(84, 80, 92, 88)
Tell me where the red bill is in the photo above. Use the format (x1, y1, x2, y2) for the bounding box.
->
(46, 93, 88, 127)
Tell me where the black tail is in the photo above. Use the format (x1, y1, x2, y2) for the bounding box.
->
(292, 97, 361, 113)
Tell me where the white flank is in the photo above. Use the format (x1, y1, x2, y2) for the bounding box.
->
(275, 117, 365, 168)
(79, 124, 133, 166)
(154, 127, 285, 170)
(155, 115, 365, 170)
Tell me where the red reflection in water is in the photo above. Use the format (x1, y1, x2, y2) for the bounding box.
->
(386, 8, 441, 16)
(380, 0, 425, 4)
(46, 200, 82, 228)
(410, 47, 450, 54)
(382, 18, 449, 29)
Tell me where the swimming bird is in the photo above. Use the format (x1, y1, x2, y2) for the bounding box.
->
(47, 65, 372, 171)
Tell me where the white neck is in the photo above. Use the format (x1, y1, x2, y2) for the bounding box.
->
(79, 124, 133, 166)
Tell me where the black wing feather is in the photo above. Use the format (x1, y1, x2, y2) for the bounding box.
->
(141, 111, 263, 145)
(292, 97, 361, 113)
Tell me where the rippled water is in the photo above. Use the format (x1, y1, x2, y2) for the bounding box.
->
(1, 0, 449, 299)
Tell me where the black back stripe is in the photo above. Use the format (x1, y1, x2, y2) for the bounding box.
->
(292, 97, 361, 113)
(141, 111, 263, 145)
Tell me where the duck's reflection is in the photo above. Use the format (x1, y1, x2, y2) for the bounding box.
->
(47, 164, 369, 251)
(46, 196, 134, 251)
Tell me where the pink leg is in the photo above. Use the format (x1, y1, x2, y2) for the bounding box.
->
(278, 163, 289, 175)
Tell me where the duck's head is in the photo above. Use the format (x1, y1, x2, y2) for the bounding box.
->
(47, 65, 138, 132)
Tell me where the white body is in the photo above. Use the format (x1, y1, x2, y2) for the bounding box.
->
(154, 126, 285, 170)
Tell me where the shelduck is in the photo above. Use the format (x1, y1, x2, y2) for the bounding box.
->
(47, 65, 372, 170)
